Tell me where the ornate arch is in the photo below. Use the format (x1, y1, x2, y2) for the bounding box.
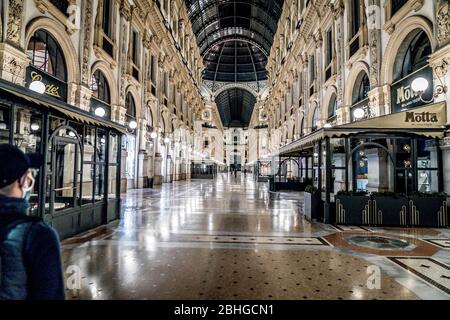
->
(380, 15, 435, 85)
(343, 61, 370, 107)
(25, 17, 80, 84)
(125, 85, 141, 119)
(322, 85, 338, 120)
(307, 101, 319, 130)
(91, 61, 119, 105)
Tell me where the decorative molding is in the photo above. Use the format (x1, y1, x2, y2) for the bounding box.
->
(81, 0, 94, 85)
(6, 0, 23, 45)
(437, 0, 450, 48)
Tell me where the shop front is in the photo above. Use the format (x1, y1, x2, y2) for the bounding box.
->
(279, 102, 448, 228)
(0, 79, 125, 239)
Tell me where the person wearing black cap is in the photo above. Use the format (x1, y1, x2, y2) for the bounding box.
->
(0, 144, 65, 300)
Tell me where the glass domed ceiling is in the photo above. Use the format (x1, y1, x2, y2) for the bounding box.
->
(215, 88, 256, 127)
(204, 40, 267, 83)
(186, 0, 283, 127)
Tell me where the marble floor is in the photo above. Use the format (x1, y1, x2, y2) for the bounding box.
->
(61, 173, 450, 300)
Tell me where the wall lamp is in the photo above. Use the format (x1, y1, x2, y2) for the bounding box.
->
(411, 63, 448, 103)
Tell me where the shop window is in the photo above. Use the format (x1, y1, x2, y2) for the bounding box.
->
(0, 104, 11, 144)
(27, 30, 67, 82)
(47, 125, 82, 212)
(13, 107, 44, 214)
(417, 139, 439, 192)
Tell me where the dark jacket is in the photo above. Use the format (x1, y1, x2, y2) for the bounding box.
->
(0, 194, 65, 300)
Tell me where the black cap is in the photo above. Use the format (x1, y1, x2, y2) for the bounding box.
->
(0, 144, 44, 188)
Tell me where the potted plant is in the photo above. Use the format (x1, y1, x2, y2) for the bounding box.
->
(409, 192, 448, 227)
(304, 185, 323, 222)
(335, 190, 370, 225)
(371, 191, 408, 227)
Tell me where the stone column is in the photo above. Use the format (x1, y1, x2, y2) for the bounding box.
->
(136, 151, 145, 188)
(120, 149, 128, 193)
(153, 139, 163, 185)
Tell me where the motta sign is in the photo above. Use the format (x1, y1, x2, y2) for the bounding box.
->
(338, 102, 446, 130)
(405, 111, 439, 123)
(391, 67, 433, 113)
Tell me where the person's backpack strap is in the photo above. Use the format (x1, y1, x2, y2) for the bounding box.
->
(0, 214, 42, 241)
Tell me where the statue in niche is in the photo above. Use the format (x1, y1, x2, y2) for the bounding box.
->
(6, 0, 23, 45)
(437, 0, 450, 46)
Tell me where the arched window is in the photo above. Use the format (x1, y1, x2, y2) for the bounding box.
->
(392, 29, 432, 112)
(328, 93, 337, 118)
(146, 107, 153, 127)
(90, 70, 111, 104)
(352, 72, 370, 105)
(311, 107, 319, 131)
(393, 29, 431, 82)
(27, 30, 67, 82)
(125, 93, 136, 118)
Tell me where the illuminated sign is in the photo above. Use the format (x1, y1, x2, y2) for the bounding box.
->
(391, 67, 433, 113)
(25, 66, 67, 101)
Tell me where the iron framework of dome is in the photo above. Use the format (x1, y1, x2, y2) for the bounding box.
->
(185, 0, 283, 127)
(215, 88, 256, 127)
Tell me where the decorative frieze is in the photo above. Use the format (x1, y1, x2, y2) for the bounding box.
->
(81, 0, 94, 85)
(437, 0, 450, 47)
(6, 0, 23, 45)
(0, 43, 29, 84)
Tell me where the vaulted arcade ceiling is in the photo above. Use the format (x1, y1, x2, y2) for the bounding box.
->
(185, 0, 284, 127)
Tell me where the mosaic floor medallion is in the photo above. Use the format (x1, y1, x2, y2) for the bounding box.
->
(345, 235, 414, 250)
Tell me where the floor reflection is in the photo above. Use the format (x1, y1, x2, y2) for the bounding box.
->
(62, 173, 450, 300)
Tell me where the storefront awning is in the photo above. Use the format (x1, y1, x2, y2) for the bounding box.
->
(0, 81, 127, 133)
(280, 102, 447, 156)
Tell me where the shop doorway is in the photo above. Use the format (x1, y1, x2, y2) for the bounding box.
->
(349, 142, 395, 193)
(48, 126, 82, 213)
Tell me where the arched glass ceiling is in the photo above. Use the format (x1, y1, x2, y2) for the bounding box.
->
(204, 40, 267, 83)
(186, 0, 283, 127)
(215, 88, 256, 127)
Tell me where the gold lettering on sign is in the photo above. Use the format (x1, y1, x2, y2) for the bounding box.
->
(31, 71, 62, 98)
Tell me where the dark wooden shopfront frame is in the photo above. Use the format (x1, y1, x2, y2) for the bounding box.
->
(0, 79, 125, 239)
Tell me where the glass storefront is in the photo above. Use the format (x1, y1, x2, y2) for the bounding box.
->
(0, 81, 123, 238)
